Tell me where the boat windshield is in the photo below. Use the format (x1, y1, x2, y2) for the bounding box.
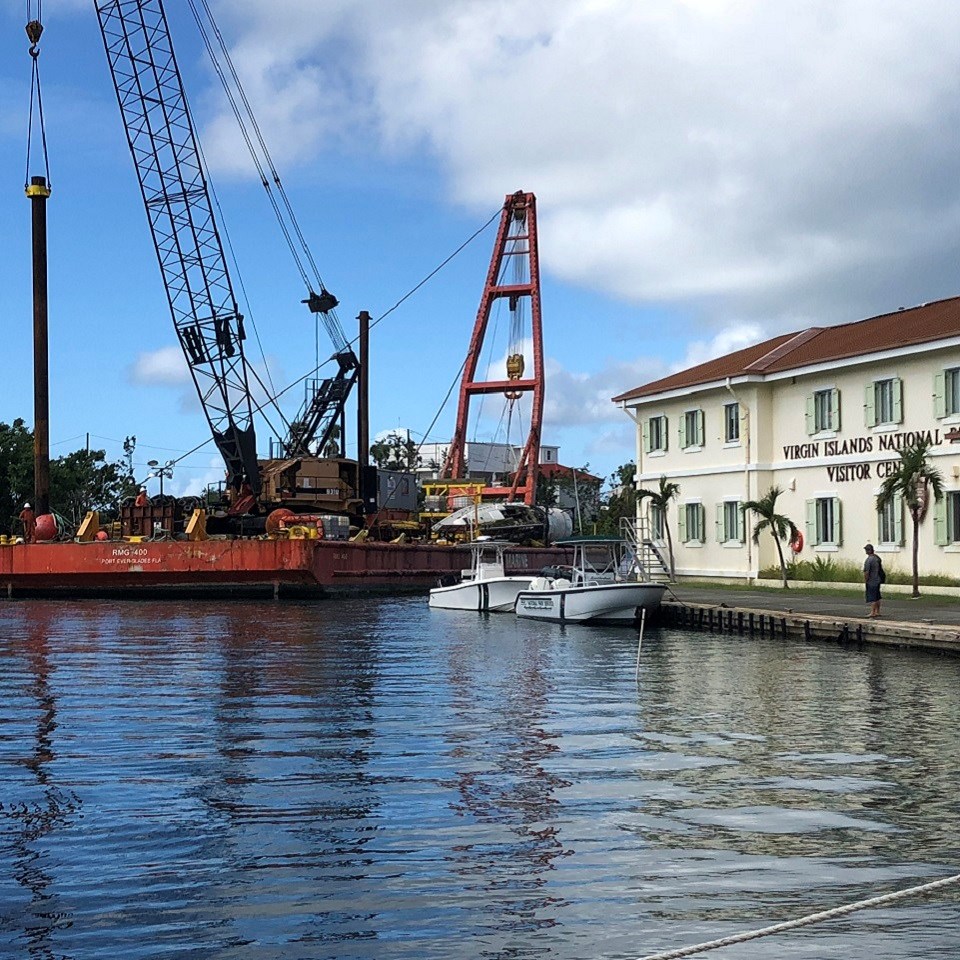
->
(464, 542, 507, 580)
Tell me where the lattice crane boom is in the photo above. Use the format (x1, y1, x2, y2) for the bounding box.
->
(96, 0, 260, 492)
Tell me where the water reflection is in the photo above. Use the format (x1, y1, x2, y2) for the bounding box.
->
(3, 607, 79, 958)
(444, 622, 570, 950)
(0, 601, 959, 958)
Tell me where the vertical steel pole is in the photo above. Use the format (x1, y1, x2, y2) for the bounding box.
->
(27, 175, 51, 517)
(357, 310, 370, 472)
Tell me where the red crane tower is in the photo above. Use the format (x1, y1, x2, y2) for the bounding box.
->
(441, 191, 545, 505)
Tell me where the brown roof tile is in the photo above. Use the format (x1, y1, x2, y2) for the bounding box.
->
(612, 296, 960, 403)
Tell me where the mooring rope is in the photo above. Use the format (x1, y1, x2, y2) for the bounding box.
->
(635, 871, 960, 960)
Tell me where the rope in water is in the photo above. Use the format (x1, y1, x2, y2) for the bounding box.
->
(635, 871, 960, 960)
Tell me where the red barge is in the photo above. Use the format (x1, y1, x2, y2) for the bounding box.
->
(0, 539, 566, 600)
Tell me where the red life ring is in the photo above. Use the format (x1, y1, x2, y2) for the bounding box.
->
(790, 530, 804, 553)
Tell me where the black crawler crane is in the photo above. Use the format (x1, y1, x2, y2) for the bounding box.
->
(94, 0, 361, 510)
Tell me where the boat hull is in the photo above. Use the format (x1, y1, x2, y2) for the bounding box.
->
(514, 582, 666, 624)
(429, 576, 537, 612)
(0, 540, 563, 599)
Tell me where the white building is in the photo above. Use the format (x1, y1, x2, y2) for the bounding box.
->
(416, 441, 560, 485)
(614, 297, 960, 582)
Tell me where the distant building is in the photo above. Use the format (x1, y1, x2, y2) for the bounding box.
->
(539, 463, 602, 517)
(614, 297, 960, 582)
(416, 441, 560, 486)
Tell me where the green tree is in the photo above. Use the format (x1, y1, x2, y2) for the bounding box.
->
(742, 486, 798, 589)
(594, 462, 636, 534)
(370, 431, 419, 471)
(0, 419, 34, 534)
(876, 438, 944, 598)
(637, 473, 680, 580)
(51, 448, 138, 526)
(0, 420, 137, 533)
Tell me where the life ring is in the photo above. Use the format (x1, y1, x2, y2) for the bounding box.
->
(790, 530, 804, 553)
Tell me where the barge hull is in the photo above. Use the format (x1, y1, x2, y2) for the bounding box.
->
(0, 539, 565, 599)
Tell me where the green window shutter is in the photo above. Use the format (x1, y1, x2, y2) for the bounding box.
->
(678, 504, 687, 542)
(805, 395, 815, 434)
(698, 504, 706, 541)
(934, 497, 949, 546)
(893, 378, 903, 423)
(833, 497, 842, 545)
(715, 503, 724, 542)
(831, 388, 841, 431)
(697, 409, 705, 446)
(935, 372, 946, 419)
(805, 499, 817, 546)
(642, 419, 650, 453)
(737, 504, 745, 543)
(894, 494, 904, 546)
(662, 416, 669, 452)
(679, 415, 687, 449)
(864, 383, 875, 428)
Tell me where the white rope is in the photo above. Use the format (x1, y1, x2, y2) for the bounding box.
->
(635, 871, 960, 960)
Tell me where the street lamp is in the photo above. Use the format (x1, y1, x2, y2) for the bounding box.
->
(146, 459, 175, 498)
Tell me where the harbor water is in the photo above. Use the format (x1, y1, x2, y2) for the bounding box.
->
(1, 598, 958, 959)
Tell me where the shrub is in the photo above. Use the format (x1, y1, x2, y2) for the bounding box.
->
(759, 558, 960, 587)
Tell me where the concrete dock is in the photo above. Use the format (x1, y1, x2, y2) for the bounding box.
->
(657, 583, 960, 655)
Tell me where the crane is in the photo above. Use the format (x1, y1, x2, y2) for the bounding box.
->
(441, 191, 545, 506)
(94, 0, 360, 509)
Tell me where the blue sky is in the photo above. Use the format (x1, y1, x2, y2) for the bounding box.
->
(4, 1, 960, 495)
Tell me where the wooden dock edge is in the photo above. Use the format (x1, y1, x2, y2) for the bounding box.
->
(656, 600, 960, 655)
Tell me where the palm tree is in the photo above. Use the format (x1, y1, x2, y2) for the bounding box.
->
(876, 438, 944, 598)
(637, 475, 680, 580)
(742, 486, 798, 588)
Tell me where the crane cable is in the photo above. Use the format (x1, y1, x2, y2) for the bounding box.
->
(24, 0, 50, 189)
(158, 206, 503, 472)
(186, 0, 349, 356)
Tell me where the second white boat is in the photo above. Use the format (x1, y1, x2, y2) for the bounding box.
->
(514, 535, 667, 624)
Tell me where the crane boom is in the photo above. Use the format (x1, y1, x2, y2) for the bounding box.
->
(95, 0, 260, 492)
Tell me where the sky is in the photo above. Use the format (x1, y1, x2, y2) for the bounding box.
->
(3, 0, 960, 496)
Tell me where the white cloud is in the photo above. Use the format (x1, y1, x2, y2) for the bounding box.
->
(130, 346, 190, 385)
(543, 356, 666, 427)
(676, 321, 767, 371)
(174, 456, 226, 497)
(206, 0, 960, 328)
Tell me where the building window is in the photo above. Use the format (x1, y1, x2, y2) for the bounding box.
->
(650, 504, 665, 540)
(935, 492, 960, 545)
(807, 496, 842, 546)
(935, 368, 960, 418)
(807, 388, 840, 434)
(680, 409, 704, 449)
(877, 495, 902, 545)
(866, 378, 902, 427)
(679, 502, 705, 543)
(717, 500, 743, 543)
(724, 402, 740, 443)
(645, 415, 668, 453)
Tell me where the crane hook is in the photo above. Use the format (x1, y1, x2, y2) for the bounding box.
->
(26, 20, 43, 57)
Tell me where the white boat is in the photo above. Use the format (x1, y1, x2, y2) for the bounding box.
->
(514, 536, 666, 624)
(429, 540, 538, 612)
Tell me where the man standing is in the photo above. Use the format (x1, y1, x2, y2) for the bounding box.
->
(19, 503, 36, 544)
(135, 487, 150, 507)
(863, 543, 882, 618)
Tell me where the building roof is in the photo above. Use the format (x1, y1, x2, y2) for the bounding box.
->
(539, 462, 602, 484)
(613, 295, 960, 403)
